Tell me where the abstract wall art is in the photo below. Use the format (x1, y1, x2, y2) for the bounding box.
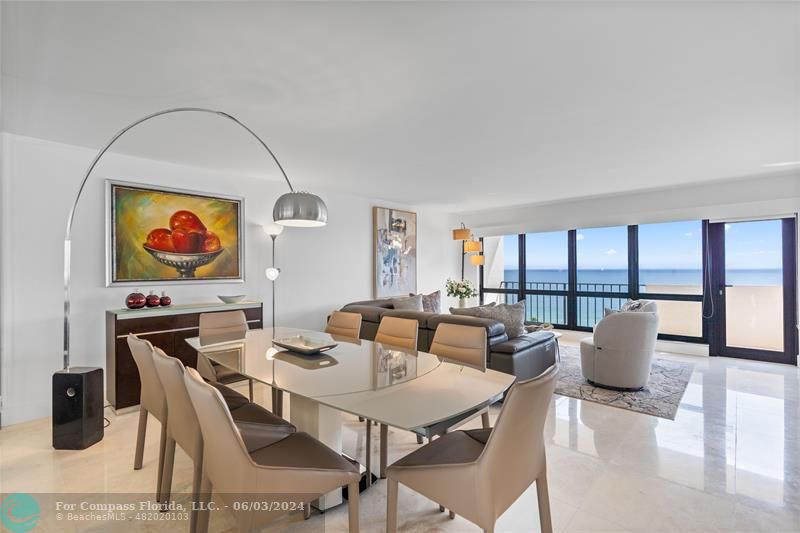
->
(373, 206, 417, 297)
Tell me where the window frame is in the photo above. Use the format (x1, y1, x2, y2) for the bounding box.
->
(479, 223, 708, 343)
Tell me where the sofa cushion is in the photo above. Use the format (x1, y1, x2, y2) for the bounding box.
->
(344, 298, 394, 309)
(392, 294, 424, 311)
(449, 301, 496, 316)
(488, 333, 509, 347)
(492, 331, 556, 354)
(475, 301, 526, 339)
(340, 304, 391, 323)
(382, 310, 438, 329)
(411, 291, 442, 314)
(428, 314, 506, 338)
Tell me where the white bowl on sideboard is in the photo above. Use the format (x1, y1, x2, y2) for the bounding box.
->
(218, 295, 246, 304)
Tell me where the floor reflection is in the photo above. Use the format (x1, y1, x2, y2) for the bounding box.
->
(547, 351, 800, 526)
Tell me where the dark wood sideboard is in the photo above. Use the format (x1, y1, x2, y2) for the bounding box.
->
(105, 301, 263, 411)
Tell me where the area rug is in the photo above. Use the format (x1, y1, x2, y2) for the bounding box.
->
(554, 344, 694, 420)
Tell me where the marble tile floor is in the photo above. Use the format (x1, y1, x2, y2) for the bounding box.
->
(1, 341, 798, 532)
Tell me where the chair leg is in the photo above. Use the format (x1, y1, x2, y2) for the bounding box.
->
(271, 387, 283, 417)
(160, 436, 176, 506)
(347, 482, 360, 533)
(449, 510, 455, 519)
(134, 407, 148, 470)
(365, 420, 372, 487)
(196, 475, 212, 533)
(379, 424, 388, 479)
(155, 422, 167, 502)
(416, 434, 423, 444)
(481, 411, 490, 429)
(387, 478, 398, 533)
(358, 416, 364, 422)
(303, 502, 312, 520)
(536, 470, 553, 533)
(248, 379, 254, 402)
(439, 505, 445, 512)
(190, 449, 204, 533)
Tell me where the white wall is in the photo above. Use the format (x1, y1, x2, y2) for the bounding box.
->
(0, 133, 460, 426)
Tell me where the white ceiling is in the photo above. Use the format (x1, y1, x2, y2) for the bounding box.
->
(2, 1, 799, 211)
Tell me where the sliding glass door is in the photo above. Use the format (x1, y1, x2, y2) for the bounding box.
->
(708, 218, 798, 364)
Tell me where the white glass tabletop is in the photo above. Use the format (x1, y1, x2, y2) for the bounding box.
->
(185, 327, 515, 433)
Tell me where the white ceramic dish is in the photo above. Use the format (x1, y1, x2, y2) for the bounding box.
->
(272, 335, 338, 355)
(218, 295, 246, 304)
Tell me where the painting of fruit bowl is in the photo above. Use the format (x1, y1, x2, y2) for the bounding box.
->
(107, 180, 244, 285)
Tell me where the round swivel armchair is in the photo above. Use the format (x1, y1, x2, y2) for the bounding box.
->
(579, 301, 659, 390)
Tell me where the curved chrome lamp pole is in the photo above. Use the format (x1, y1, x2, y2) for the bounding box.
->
(62, 107, 326, 369)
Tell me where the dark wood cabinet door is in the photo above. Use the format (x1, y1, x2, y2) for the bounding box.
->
(172, 329, 199, 369)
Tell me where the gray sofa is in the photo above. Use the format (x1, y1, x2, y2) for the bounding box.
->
(339, 298, 558, 381)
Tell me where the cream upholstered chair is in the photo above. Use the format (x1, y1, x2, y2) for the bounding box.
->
(387, 364, 558, 533)
(325, 311, 363, 340)
(374, 316, 418, 350)
(127, 334, 169, 502)
(197, 311, 254, 400)
(580, 301, 659, 390)
(368, 316, 420, 477)
(429, 323, 491, 430)
(151, 347, 295, 533)
(183, 367, 362, 533)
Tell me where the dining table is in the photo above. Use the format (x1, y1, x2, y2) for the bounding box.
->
(185, 326, 515, 510)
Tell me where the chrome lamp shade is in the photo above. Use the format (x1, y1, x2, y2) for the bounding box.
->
(273, 191, 328, 227)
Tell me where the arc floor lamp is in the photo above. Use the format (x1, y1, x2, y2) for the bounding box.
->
(54, 107, 326, 449)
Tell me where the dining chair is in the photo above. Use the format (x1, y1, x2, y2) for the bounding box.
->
(325, 310, 363, 340)
(183, 367, 362, 533)
(127, 334, 169, 502)
(374, 316, 419, 350)
(151, 347, 295, 533)
(368, 316, 420, 478)
(429, 323, 492, 429)
(197, 311, 254, 401)
(386, 363, 559, 533)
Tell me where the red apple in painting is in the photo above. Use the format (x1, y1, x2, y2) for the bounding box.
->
(169, 210, 206, 233)
(146, 228, 175, 252)
(202, 231, 221, 253)
(172, 227, 205, 253)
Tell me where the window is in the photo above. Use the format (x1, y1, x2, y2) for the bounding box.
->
(481, 234, 519, 305)
(478, 222, 708, 342)
(576, 226, 629, 327)
(524, 231, 568, 324)
(638, 220, 704, 337)
(638, 220, 702, 294)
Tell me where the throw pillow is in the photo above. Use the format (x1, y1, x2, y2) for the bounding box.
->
(409, 291, 441, 313)
(392, 294, 424, 311)
(475, 301, 526, 339)
(604, 308, 619, 317)
(621, 300, 645, 312)
(449, 301, 496, 316)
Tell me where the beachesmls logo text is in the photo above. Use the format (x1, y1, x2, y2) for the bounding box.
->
(1, 493, 40, 532)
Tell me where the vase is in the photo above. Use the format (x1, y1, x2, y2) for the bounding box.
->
(458, 297, 467, 308)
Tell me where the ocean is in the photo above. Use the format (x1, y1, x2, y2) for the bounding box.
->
(501, 269, 782, 287)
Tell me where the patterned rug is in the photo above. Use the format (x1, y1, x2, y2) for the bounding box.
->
(554, 344, 694, 420)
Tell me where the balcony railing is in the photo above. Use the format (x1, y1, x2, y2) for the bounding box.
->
(491, 280, 631, 326)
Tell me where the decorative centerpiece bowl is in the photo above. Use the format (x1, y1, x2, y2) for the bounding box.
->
(218, 295, 246, 304)
(143, 245, 223, 278)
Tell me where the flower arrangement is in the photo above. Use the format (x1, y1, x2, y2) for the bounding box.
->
(445, 278, 478, 299)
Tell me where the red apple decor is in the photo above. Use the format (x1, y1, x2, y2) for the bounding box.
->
(146, 291, 161, 307)
(126, 290, 147, 309)
(142, 210, 225, 278)
(160, 291, 172, 307)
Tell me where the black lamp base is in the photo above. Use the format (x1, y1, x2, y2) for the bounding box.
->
(52, 367, 104, 450)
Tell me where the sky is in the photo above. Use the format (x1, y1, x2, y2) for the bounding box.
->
(501, 219, 783, 270)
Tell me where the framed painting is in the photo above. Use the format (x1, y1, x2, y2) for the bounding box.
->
(373, 206, 417, 297)
(106, 180, 245, 286)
